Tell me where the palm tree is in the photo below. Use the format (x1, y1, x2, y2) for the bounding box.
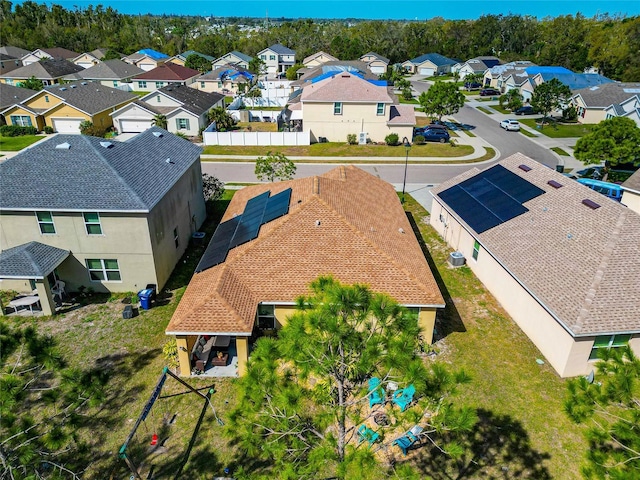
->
(151, 114, 167, 129)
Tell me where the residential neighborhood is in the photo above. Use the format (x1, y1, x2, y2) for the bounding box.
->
(1, 6, 640, 480)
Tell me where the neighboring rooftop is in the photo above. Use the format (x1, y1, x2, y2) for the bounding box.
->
(136, 48, 169, 60)
(0, 128, 202, 212)
(0, 46, 30, 58)
(166, 166, 445, 334)
(432, 153, 640, 337)
(407, 53, 457, 66)
(142, 84, 223, 116)
(0, 242, 70, 279)
(38, 80, 137, 115)
(134, 63, 200, 81)
(300, 72, 392, 103)
(573, 82, 640, 107)
(263, 43, 296, 55)
(174, 50, 215, 62)
(0, 83, 37, 109)
(0, 58, 84, 80)
(622, 169, 640, 194)
(360, 52, 390, 64)
(73, 59, 145, 80)
(303, 51, 339, 64)
(35, 47, 79, 60)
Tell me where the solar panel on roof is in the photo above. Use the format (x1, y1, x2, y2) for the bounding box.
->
(262, 188, 292, 223)
(229, 191, 269, 248)
(439, 164, 544, 234)
(195, 216, 240, 272)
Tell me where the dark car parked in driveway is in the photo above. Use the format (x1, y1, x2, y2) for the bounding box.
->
(480, 88, 500, 96)
(415, 128, 450, 143)
(515, 106, 536, 115)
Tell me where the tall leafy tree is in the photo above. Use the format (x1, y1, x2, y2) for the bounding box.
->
(574, 117, 640, 170)
(184, 53, 211, 73)
(228, 277, 476, 477)
(0, 322, 109, 479)
(565, 346, 640, 479)
(500, 88, 524, 111)
(19, 76, 44, 91)
(254, 151, 296, 182)
(418, 81, 465, 121)
(530, 78, 572, 123)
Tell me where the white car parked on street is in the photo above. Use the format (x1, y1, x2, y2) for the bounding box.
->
(500, 119, 521, 131)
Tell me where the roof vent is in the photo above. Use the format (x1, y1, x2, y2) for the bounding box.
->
(547, 180, 563, 189)
(152, 131, 163, 138)
(70, 85, 77, 88)
(315, 220, 321, 226)
(81, 81, 88, 85)
(398, 228, 405, 234)
(55, 142, 70, 150)
(99, 141, 113, 149)
(166, 158, 174, 164)
(59, 87, 67, 91)
(582, 199, 601, 210)
(518, 164, 532, 172)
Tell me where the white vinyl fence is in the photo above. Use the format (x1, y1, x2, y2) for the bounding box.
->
(203, 130, 310, 146)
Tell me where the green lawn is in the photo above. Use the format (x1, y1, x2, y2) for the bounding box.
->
(520, 128, 538, 138)
(476, 106, 493, 114)
(0, 134, 45, 151)
(3, 192, 586, 479)
(398, 97, 419, 104)
(551, 147, 570, 156)
(491, 104, 511, 114)
(518, 119, 595, 138)
(203, 142, 473, 158)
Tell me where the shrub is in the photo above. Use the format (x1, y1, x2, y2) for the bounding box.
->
(562, 105, 578, 122)
(401, 87, 413, 101)
(43, 126, 54, 134)
(413, 135, 425, 145)
(0, 125, 37, 136)
(79, 120, 106, 138)
(385, 133, 399, 146)
(449, 138, 458, 147)
(347, 133, 357, 145)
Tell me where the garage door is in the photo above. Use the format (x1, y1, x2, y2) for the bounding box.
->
(139, 63, 154, 71)
(120, 119, 152, 133)
(77, 62, 93, 69)
(419, 67, 435, 76)
(51, 118, 83, 134)
(370, 66, 385, 74)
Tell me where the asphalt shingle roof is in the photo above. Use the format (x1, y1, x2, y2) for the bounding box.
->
(43, 80, 137, 115)
(432, 153, 640, 337)
(0, 127, 202, 212)
(38, 47, 79, 60)
(76, 59, 145, 80)
(622, 169, 640, 193)
(0, 58, 84, 80)
(0, 46, 30, 58)
(166, 166, 445, 334)
(265, 44, 295, 55)
(140, 84, 223, 116)
(134, 63, 200, 81)
(300, 72, 393, 103)
(0, 242, 70, 279)
(573, 83, 640, 107)
(360, 52, 390, 64)
(0, 83, 37, 110)
(177, 50, 215, 62)
(408, 53, 456, 67)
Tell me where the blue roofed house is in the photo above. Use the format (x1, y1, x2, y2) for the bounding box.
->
(401, 53, 457, 76)
(257, 44, 296, 77)
(123, 49, 169, 72)
(527, 66, 613, 91)
(0, 128, 206, 316)
(193, 64, 254, 95)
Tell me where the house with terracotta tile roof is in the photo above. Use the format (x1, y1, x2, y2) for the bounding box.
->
(132, 63, 201, 92)
(294, 71, 414, 143)
(166, 165, 445, 376)
(430, 153, 640, 378)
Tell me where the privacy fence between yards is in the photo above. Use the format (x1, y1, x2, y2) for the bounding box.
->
(203, 130, 310, 146)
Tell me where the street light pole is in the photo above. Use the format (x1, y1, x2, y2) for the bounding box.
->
(401, 136, 411, 203)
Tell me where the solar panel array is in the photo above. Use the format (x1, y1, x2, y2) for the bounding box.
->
(439, 165, 544, 234)
(195, 188, 292, 272)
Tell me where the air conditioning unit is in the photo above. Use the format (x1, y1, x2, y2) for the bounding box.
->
(358, 132, 367, 145)
(448, 251, 466, 267)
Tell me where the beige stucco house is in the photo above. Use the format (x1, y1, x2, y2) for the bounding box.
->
(621, 169, 640, 215)
(302, 51, 339, 68)
(0, 128, 206, 315)
(402, 53, 457, 76)
(257, 44, 295, 76)
(122, 49, 169, 72)
(0, 58, 84, 87)
(571, 83, 640, 125)
(359, 52, 389, 75)
(212, 51, 253, 70)
(166, 165, 445, 377)
(192, 65, 253, 95)
(132, 63, 201, 92)
(296, 72, 414, 143)
(430, 153, 640, 378)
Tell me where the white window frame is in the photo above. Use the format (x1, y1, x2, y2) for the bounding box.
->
(176, 118, 190, 130)
(113, 80, 119, 87)
(200, 81, 205, 88)
(376, 103, 385, 115)
(11, 115, 32, 127)
(334, 102, 342, 115)
(589, 335, 631, 360)
(155, 81, 164, 88)
(86, 258, 121, 282)
(472, 240, 480, 261)
(35, 211, 56, 234)
(83, 212, 103, 235)
(257, 304, 276, 330)
(138, 81, 147, 88)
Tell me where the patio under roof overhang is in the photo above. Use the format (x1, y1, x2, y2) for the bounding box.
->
(0, 241, 70, 316)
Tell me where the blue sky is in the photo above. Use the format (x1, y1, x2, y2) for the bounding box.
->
(23, 1, 640, 19)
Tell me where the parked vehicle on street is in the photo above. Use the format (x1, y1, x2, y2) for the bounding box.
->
(500, 119, 521, 131)
(414, 124, 447, 136)
(577, 178, 623, 201)
(464, 82, 482, 90)
(415, 128, 450, 143)
(515, 106, 536, 115)
(480, 88, 500, 96)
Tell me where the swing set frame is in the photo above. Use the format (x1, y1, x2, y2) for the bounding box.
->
(119, 366, 214, 480)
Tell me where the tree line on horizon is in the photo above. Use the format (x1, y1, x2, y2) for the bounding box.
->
(1, 1, 639, 81)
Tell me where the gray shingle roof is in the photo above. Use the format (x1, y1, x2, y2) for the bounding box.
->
(432, 153, 640, 337)
(140, 84, 223, 116)
(573, 83, 640, 107)
(0, 58, 84, 80)
(76, 59, 145, 80)
(622, 169, 640, 193)
(229, 50, 253, 63)
(0, 46, 30, 58)
(266, 44, 295, 55)
(0, 242, 70, 279)
(0, 83, 37, 110)
(39, 47, 79, 60)
(43, 80, 137, 115)
(360, 52, 390, 64)
(408, 53, 457, 67)
(0, 127, 202, 212)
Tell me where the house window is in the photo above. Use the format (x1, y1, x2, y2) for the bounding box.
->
(173, 226, 179, 248)
(257, 304, 276, 330)
(138, 81, 147, 88)
(217, 81, 222, 88)
(334, 102, 342, 115)
(589, 335, 631, 360)
(156, 95, 161, 103)
(376, 103, 385, 115)
(176, 118, 189, 130)
(113, 81, 118, 87)
(45, 95, 49, 103)
(6, 79, 13, 85)
(269, 55, 276, 61)
(83, 212, 102, 235)
(36, 211, 56, 234)
(86, 258, 121, 282)
(155, 82, 164, 88)
(200, 81, 205, 88)
(10, 115, 32, 127)
(472, 240, 480, 261)
(260, 54, 266, 60)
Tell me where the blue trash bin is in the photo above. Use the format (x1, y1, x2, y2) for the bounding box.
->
(138, 288, 153, 310)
